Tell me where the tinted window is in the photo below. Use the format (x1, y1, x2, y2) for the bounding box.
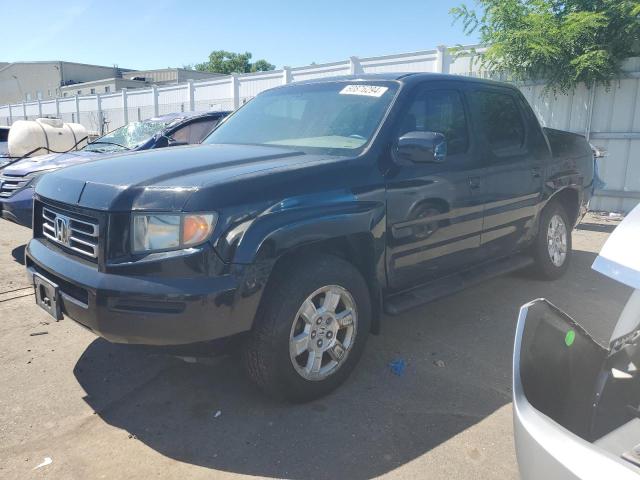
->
(399, 89, 469, 155)
(471, 90, 525, 150)
(0, 129, 8, 142)
(171, 118, 222, 144)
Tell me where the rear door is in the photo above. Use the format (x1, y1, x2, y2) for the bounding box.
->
(467, 88, 547, 258)
(385, 83, 486, 290)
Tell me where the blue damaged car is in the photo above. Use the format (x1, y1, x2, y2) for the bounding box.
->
(0, 111, 228, 227)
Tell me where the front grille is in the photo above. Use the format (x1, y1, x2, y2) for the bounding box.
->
(42, 207, 99, 258)
(0, 173, 30, 198)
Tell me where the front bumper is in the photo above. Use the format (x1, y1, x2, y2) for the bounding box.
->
(25, 238, 258, 346)
(1, 186, 34, 228)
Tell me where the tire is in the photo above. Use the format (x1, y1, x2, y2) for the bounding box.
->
(242, 253, 371, 402)
(531, 201, 572, 279)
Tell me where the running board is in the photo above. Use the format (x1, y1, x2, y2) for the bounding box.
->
(384, 254, 534, 315)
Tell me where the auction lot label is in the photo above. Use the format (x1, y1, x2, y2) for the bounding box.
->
(339, 85, 389, 97)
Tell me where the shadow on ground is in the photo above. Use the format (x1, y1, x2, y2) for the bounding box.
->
(576, 222, 618, 234)
(74, 250, 630, 479)
(11, 244, 25, 265)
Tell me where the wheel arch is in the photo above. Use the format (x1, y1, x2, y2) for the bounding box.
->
(546, 187, 581, 227)
(219, 200, 386, 335)
(257, 233, 384, 335)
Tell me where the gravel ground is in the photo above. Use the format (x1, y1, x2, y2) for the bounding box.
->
(0, 213, 631, 479)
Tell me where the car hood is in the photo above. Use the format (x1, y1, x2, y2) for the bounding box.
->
(592, 204, 640, 343)
(35, 144, 345, 212)
(3, 150, 105, 176)
(592, 205, 640, 290)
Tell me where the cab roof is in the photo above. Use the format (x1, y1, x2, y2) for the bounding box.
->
(292, 72, 518, 90)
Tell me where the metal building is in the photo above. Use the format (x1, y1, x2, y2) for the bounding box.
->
(0, 61, 133, 105)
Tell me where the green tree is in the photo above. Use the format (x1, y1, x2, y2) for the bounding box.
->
(251, 59, 276, 72)
(451, 0, 640, 92)
(194, 50, 275, 74)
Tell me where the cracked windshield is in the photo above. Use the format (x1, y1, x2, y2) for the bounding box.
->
(84, 120, 170, 152)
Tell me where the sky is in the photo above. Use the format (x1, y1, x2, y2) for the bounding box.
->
(2, 0, 479, 71)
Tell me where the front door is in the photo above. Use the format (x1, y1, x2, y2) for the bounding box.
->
(385, 84, 486, 291)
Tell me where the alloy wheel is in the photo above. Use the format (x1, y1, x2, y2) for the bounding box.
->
(289, 285, 357, 381)
(547, 213, 568, 267)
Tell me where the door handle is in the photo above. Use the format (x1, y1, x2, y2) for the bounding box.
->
(531, 167, 542, 178)
(468, 176, 481, 189)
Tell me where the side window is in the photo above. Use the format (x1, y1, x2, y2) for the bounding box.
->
(171, 118, 223, 144)
(398, 89, 469, 156)
(471, 90, 525, 151)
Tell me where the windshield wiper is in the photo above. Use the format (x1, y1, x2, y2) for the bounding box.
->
(87, 141, 131, 150)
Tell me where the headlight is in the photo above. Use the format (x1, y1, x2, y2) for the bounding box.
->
(132, 212, 217, 253)
(27, 172, 46, 188)
(21, 170, 54, 189)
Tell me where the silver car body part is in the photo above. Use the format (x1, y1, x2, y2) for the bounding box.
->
(514, 204, 640, 479)
(513, 299, 640, 479)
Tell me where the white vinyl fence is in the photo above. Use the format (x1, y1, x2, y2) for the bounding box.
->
(1, 45, 639, 212)
(520, 62, 640, 214)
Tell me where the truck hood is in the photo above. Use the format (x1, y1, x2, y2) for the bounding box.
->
(35, 144, 342, 211)
(3, 150, 105, 176)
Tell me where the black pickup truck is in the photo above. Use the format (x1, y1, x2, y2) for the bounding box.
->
(26, 73, 594, 401)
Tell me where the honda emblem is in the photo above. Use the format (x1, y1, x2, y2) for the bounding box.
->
(55, 216, 70, 245)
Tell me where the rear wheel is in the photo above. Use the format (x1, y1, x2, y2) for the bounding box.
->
(242, 254, 371, 402)
(532, 201, 572, 279)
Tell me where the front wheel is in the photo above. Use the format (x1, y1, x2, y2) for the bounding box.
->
(242, 254, 371, 402)
(532, 201, 572, 279)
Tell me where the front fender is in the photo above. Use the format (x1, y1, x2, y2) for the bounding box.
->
(212, 195, 386, 335)
(255, 203, 387, 318)
(220, 197, 386, 265)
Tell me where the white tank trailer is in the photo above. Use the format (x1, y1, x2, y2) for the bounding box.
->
(8, 118, 88, 158)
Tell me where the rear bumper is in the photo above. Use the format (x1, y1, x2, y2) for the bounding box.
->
(25, 238, 259, 346)
(1, 187, 33, 228)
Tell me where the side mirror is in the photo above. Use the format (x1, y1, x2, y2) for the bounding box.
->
(396, 131, 447, 163)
